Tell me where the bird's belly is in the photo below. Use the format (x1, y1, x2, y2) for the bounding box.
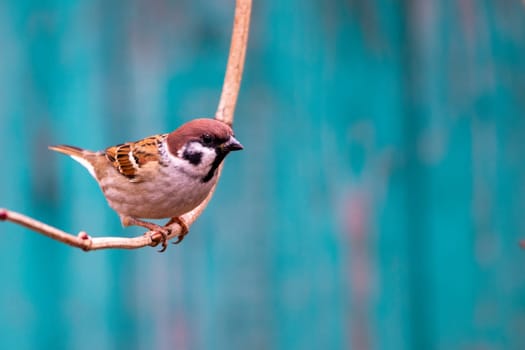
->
(99, 170, 215, 219)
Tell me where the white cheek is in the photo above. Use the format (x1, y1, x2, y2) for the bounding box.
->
(171, 141, 217, 176)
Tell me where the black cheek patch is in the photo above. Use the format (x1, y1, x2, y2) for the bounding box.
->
(183, 149, 203, 165)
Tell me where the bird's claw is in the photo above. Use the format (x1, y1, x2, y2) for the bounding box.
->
(166, 217, 189, 245)
(148, 227, 171, 253)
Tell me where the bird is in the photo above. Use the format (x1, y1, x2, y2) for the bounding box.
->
(49, 118, 243, 251)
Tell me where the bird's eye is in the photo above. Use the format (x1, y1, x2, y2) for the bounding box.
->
(201, 133, 213, 145)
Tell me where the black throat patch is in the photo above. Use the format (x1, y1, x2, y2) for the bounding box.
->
(202, 150, 227, 183)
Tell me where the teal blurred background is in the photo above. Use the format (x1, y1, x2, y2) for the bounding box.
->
(1, 1, 525, 349)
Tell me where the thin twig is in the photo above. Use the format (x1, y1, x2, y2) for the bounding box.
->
(0, 0, 252, 251)
(215, 0, 251, 125)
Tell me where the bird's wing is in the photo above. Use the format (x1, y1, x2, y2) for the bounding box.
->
(105, 134, 167, 182)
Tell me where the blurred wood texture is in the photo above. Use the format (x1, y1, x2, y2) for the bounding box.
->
(0, 1, 524, 349)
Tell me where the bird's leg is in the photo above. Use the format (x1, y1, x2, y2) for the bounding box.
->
(120, 216, 170, 252)
(165, 216, 189, 244)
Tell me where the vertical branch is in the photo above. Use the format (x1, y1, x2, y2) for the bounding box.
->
(215, 0, 252, 125)
(172, 0, 252, 235)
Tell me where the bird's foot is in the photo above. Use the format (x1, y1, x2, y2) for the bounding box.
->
(165, 216, 189, 244)
(121, 216, 171, 252)
(152, 226, 171, 252)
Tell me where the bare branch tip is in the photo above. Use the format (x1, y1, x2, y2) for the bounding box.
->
(0, 209, 7, 221)
(520, 240, 525, 249)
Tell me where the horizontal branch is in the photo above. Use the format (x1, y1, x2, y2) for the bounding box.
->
(0, 205, 193, 251)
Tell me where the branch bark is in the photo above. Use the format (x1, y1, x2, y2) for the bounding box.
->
(0, 0, 252, 251)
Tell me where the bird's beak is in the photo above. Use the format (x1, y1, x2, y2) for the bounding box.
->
(222, 136, 244, 152)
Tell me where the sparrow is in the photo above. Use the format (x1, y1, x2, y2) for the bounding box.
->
(49, 118, 243, 251)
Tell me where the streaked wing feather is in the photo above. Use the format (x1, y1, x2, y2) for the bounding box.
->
(105, 134, 166, 181)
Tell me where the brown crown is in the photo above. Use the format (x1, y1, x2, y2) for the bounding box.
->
(166, 118, 234, 155)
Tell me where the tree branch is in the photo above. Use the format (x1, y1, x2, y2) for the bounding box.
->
(215, 0, 251, 125)
(0, 0, 252, 251)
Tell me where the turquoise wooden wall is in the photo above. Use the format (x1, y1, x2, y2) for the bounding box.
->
(1, 1, 524, 349)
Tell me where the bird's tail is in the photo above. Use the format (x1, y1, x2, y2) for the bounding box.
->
(49, 145, 98, 178)
(48, 144, 86, 157)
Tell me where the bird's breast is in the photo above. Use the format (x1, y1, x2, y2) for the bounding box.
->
(98, 163, 216, 219)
